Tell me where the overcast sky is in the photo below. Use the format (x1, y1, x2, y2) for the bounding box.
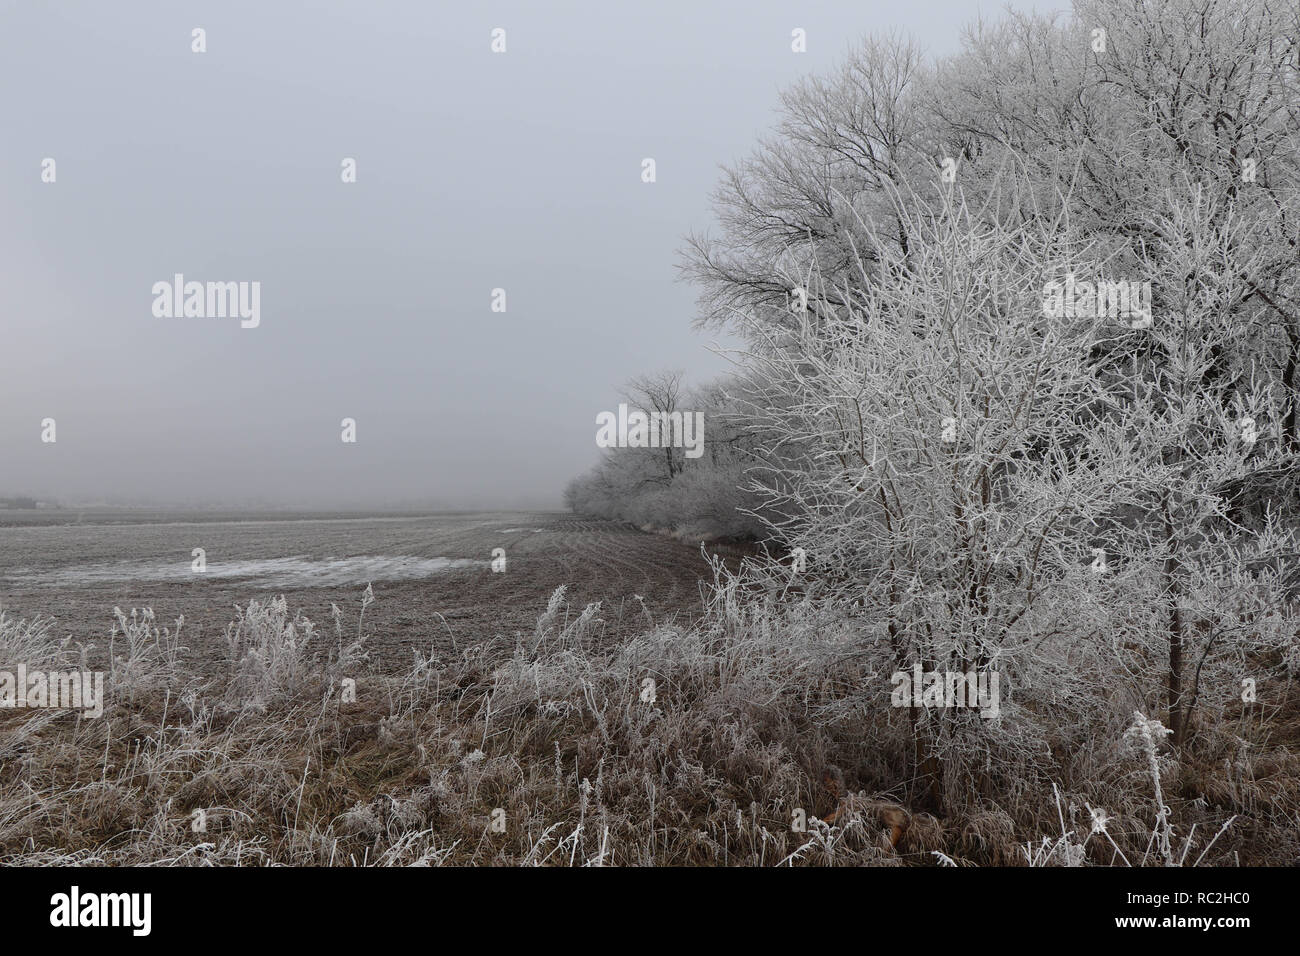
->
(0, 0, 1069, 510)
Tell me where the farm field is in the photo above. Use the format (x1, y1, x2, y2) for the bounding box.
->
(0, 511, 741, 670)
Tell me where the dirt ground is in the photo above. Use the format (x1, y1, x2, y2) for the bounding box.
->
(0, 510, 752, 670)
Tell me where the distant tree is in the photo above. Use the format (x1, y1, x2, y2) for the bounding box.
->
(623, 370, 688, 482)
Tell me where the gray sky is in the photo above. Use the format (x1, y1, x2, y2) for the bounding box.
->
(0, 0, 1068, 510)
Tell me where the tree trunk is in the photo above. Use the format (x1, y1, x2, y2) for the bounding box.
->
(1162, 494, 1186, 747)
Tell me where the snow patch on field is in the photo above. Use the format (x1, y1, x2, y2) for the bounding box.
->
(3, 555, 483, 589)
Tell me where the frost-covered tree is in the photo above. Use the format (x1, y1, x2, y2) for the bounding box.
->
(684, 0, 1300, 450)
(688, 0, 1300, 807)
(739, 179, 1123, 807)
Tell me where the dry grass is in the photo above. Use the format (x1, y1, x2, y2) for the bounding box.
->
(0, 576, 1295, 866)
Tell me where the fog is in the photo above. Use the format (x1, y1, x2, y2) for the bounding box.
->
(0, 0, 1066, 510)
